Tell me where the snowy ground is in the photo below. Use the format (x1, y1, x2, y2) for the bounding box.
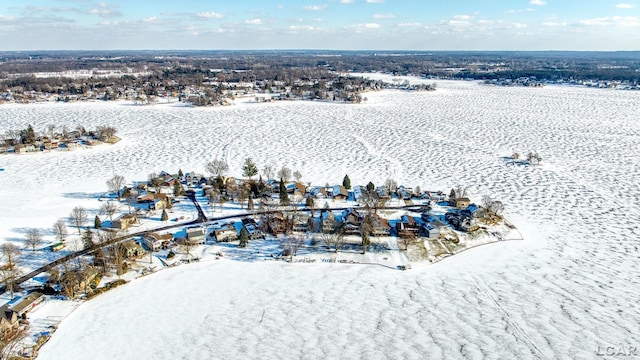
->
(1, 78, 639, 359)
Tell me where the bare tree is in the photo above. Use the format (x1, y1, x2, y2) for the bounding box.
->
(293, 170, 302, 182)
(100, 201, 119, 221)
(277, 166, 292, 183)
(0, 243, 22, 297)
(262, 163, 275, 181)
(53, 218, 68, 242)
(360, 214, 373, 254)
(70, 206, 88, 235)
(399, 232, 416, 251)
(24, 227, 43, 251)
(148, 172, 163, 193)
(383, 178, 398, 195)
(106, 174, 126, 201)
(206, 158, 229, 177)
(281, 232, 305, 259)
(0, 327, 26, 359)
(320, 220, 346, 253)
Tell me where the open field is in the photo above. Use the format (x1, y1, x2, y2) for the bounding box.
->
(1, 78, 639, 359)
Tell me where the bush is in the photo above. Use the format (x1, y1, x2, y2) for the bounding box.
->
(167, 251, 175, 259)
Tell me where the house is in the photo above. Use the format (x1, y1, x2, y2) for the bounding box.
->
(0, 306, 19, 335)
(184, 172, 204, 186)
(268, 212, 288, 235)
(16, 144, 36, 154)
(242, 219, 264, 240)
(445, 212, 473, 232)
(342, 208, 362, 235)
(10, 292, 44, 318)
(454, 197, 471, 209)
(212, 224, 237, 242)
(321, 211, 336, 233)
(396, 215, 420, 238)
(292, 214, 309, 233)
(142, 232, 173, 251)
(111, 213, 139, 230)
(286, 182, 307, 196)
(422, 220, 445, 239)
(371, 214, 391, 236)
(121, 240, 144, 258)
(332, 185, 349, 202)
(185, 226, 206, 245)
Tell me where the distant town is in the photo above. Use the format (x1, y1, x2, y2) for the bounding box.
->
(1, 50, 638, 106)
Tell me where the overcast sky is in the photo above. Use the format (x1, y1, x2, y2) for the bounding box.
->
(0, 0, 638, 51)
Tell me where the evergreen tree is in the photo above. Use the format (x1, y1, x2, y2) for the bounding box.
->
(342, 175, 351, 189)
(242, 158, 258, 179)
(238, 228, 249, 248)
(178, 169, 184, 178)
(173, 181, 183, 196)
(279, 178, 289, 205)
(94, 215, 102, 229)
(161, 209, 169, 222)
(366, 181, 375, 191)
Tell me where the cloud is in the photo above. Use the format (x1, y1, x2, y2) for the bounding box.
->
(453, 15, 472, 20)
(506, 8, 534, 14)
(366, 0, 385, 3)
(397, 22, 421, 27)
(288, 25, 315, 31)
(616, 3, 635, 8)
(196, 12, 224, 19)
(579, 16, 639, 27)
(340, 0, 354, 3)
(245, 18, 263, 25)
(347, 23, 381, 32)
(88, 3, 121, 18)
(373, 13, 395, 19)
(304, 5, 328, 11)
(542, 21, 567, 27)
(529, 0, 546, 5)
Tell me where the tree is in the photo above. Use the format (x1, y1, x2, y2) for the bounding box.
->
(278, 166, 292, 183)
(100, 201, 118, 221)
(70, 206, 88, 235)
(19, 124, 36, 144)
(81, 228, 95, 249)
(238, 228, 249, 248)
(0, 243, 21, 297)
(305, 196, 315, 216)
(527, 152, 542, 165)
(279, 178, 289, 205)
(342, 175, 351, 189)
(384, 178, 398, 195)
(94, 215, 102, 229)
(293, 170, 303, 182)
(25, 227, 42, 251)
(360, 214, 373, 254)
(242, 158, 258, 179)
(262, 163, 275, 181)
(0, 327, 26, 360)
(366, 181, 375, 192)
(148, 173, 163, 192)
(106, 174, 126, 201)
(173, 180, 184, 196)
(400, 232, 416, 251)
(53, 219, 67, 243)
(178, 168, 184, 179)
(161, 209, 169, 222)
(206, 158, 229, 177)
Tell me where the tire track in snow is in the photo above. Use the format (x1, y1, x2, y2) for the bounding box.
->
(352, 133, 404, 182)
(466, 270, 550, 360)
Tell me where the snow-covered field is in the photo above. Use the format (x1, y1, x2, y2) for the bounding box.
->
(1, 79, 639, 359)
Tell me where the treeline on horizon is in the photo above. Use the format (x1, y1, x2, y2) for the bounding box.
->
(0, 50, 638, 94)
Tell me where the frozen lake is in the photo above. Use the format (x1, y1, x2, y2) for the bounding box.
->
(1, 80, 638, 359)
